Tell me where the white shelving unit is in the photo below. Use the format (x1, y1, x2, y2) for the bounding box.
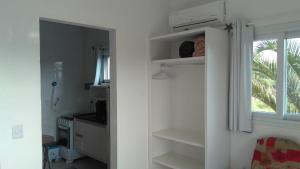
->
(149, 27, 230, 169)
(152, 129, 204, 148)
(149, 27, 206, 41)
(153, 152, 204, 169)
(152, 57, 205, 66)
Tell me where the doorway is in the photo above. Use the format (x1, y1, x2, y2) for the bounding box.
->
(39, 18, 116, 169)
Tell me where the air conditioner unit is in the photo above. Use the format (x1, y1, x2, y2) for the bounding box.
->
(169, 1, 226, 32)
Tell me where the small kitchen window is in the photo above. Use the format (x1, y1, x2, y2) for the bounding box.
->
(94, 47, 110, 85)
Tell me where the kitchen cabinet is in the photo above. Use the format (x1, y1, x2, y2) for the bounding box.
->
(74, 119, 107, 163)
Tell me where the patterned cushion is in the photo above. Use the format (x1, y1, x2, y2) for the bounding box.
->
(252, 137, 300, 169)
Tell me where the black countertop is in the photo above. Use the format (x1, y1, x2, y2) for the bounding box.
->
(73, 113, 107, 125)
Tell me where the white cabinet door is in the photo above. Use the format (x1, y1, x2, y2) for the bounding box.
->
(74, 119, 107, 163)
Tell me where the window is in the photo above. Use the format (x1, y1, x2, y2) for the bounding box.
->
(286, 37, 300, 115)
(94, 49, 110, 85)
(252, 39, 278, 114)
(252, 31, 300, 120)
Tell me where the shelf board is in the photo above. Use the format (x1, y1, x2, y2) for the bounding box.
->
(153, 152, 204, 169)
(150, 27, 210, 41)
(152, 57, 205, 65)
(152, 129, 204, 148)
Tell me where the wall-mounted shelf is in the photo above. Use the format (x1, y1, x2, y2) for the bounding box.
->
(152, 57, 205, 65)
(153, 152, 204, 169)
(150, 27, 207, 42)
(152, 129, 204, 148)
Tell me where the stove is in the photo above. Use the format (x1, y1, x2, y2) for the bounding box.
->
(57, 116, 82, 163)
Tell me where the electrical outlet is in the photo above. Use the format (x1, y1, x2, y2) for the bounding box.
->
(12, 125, 23, 139)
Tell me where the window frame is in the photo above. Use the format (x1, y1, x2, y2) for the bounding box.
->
(252, 31, 300, 121)
(103, 56, 111, 83)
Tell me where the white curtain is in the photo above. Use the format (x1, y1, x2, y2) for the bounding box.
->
(94, 48, 104, 85)
(229, 20, 254, 132)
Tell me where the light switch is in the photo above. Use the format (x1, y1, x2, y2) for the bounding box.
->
(12, 125, 23, 139)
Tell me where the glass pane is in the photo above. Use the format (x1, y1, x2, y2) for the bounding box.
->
(252, 40, 278, 113)
(286, 37, 300, 114)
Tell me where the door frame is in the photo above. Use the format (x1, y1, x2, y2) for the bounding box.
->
(39, 17, 117, 169)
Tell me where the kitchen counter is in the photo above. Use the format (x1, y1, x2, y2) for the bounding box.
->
(73, 113, 107, 126)
(74, 117, 108, 163)
(75, 118, 107, 128)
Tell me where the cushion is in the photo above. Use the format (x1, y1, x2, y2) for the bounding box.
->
(252, 137, 300, 169)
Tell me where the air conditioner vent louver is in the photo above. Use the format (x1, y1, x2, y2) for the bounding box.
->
(169, 1, 226, 32)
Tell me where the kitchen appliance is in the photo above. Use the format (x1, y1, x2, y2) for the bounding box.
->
(96, 100, 108, 125)
(169, 1, 226, 32)
(57, 116, 82, 163)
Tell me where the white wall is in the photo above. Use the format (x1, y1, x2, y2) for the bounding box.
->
(40, 21, 86, 137)
(226, 0, 300, 25)
(170, 0, 213, 11)
(0, 1, 170, 169)
(0, 1, 42, 169)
